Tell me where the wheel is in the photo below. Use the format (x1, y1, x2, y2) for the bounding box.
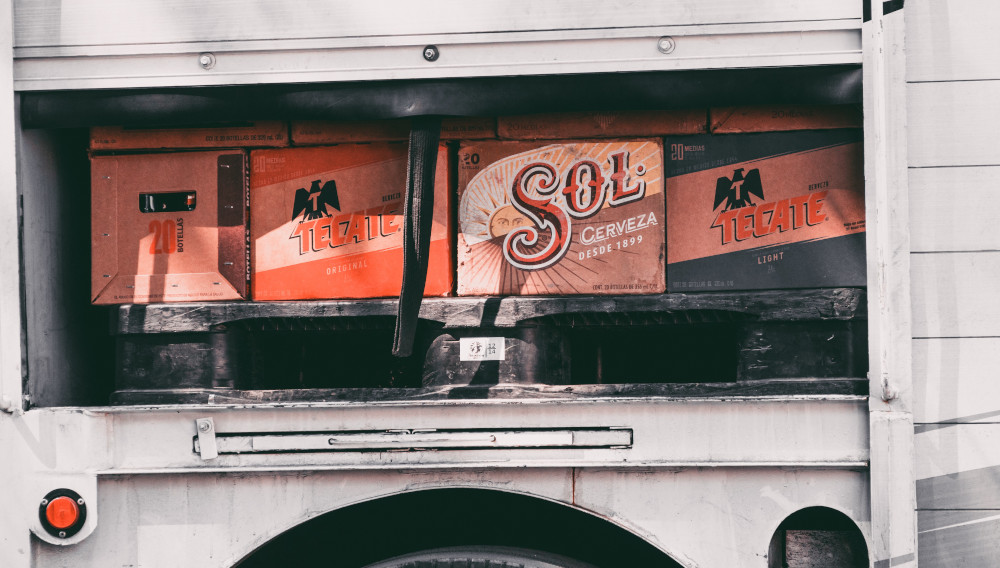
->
(361, 546, 598, 568)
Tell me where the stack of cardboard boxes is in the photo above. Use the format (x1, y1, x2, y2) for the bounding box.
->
(90, 104, 864, 305)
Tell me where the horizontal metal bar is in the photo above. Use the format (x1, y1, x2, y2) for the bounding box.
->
(99, 461, 871, 476)
(13, 25, 860, 91)
(204, 428, 633, 454)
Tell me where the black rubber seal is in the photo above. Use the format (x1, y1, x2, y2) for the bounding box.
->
(21, 66, 861, 129)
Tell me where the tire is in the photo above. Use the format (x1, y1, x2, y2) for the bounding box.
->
(360, 546, 599, 568)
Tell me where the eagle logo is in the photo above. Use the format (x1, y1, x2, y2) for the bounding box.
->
(292, 179, 340, 222)
(713, 168, 763, 212)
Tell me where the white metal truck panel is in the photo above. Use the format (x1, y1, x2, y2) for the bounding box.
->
(11, 0, 862, 90)
(911, 252, 1000, 338)
(27, 467, 869, 568)
(94, 398, 869, 473)
(909, 166, 1000, 253)
(906, 0, 1000, 83)
(13, 1, 861, 48)
(918, 510, 1000, 568)
(908, 81, 1000, 168)
(913, 337, 1000, 424)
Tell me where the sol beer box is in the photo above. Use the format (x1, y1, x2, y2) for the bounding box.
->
(665, 129, 865, 292)
(250, 144, 452, 300)
(457, 140, 665, 296)
(91, 150, 248, 304)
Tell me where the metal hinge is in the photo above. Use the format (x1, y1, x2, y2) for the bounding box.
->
(194, 418, 218, 460)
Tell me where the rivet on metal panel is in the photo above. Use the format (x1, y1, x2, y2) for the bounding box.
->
(657, 37, 676, 55)
(423, 45, 440, 62)
(198, 53, 216, 70)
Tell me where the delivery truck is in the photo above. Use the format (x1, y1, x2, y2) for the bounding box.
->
(0, 1, 992, 566)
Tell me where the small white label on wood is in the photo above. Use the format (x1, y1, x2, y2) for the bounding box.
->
(459, 337, 505, 361)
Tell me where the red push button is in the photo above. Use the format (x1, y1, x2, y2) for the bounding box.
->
(45, 496, 80, 530)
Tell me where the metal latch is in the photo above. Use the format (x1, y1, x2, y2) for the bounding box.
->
(194, 418, 218, 460)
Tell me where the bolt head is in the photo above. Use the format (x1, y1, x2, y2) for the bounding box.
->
(657, 36, 676, 54)
(58, 531, 66, 538)
(198, 53, 216, 70)
(40, 499, 48, 506)
(198, 422, 211, 432)
(77, 498, 85, 505)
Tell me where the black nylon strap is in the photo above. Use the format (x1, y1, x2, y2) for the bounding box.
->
(392, 116, 441, 357)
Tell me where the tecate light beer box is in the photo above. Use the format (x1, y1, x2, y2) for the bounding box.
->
(250, 143, 452, 300)
(457, 140, 665, 296)
(665, 130, 865, 292)
(91, 150, 248, 304)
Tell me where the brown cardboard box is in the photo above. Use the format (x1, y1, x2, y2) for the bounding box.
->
(709, 105, 862, 133)
(91, 150, 248, 304)
(457, 140, 665, 296)
(497, 110, 706, 140)
(291, 118, 496, 145)
(90, 122, 288, 150)
(665, 130, 865, 292)
(250, 143, 452, 300)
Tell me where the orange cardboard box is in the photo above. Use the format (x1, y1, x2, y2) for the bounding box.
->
(497, 110, 706, 140)
(250, 143, 452, 300)
(90, 122, 288, 150)
(709, 105, 862, 133)
(91, 150, 248, 304)
(291, 118, 496, 145)
(457, 139, 665, 296)
(665, 130, 865, 292)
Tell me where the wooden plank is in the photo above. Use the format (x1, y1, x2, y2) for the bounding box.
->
(918, 510, 1000, 568)
(911, 252, 1000, 337)
(114, 288, 867, 334)
(109, 380, 869, 406)
(915, 424, 1000, 480)
(914, 338, 1000, 424)
(908, 81, 1000, 167)
(909, 166, 1000, 252)
(906, 0, 1000, 82)
(13, 0, 860, 48)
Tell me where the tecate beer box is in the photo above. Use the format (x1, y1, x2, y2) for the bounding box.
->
(90, 122, 288, 151)
(91, 150, 248, 304)
(457, 140, 665, 296)
(665, 129, 865, 292)
(250, 144, 452, 300)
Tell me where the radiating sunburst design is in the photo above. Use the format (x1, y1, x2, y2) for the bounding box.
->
(458, 141, 663, 295)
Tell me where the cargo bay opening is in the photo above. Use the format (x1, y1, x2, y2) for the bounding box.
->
(16, 67, 866, 408)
